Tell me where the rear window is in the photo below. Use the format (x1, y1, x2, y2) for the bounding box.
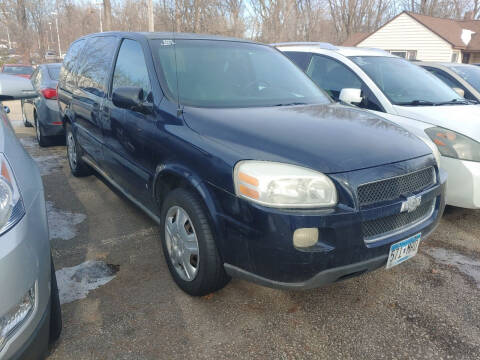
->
(47, 65, 61, 81)
(2, 66, 33, 75)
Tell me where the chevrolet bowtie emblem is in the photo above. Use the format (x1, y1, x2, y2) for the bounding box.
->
(401, 195, 422, 213)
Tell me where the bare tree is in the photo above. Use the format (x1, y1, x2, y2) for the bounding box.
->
(104, 0, 112, 31)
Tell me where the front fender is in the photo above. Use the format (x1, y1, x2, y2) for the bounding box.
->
(152, 163, 227, 259)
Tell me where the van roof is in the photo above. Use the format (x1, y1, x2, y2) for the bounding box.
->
(77, 31, 258, 44)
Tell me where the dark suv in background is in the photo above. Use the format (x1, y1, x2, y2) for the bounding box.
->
(58, 32, 446, 296)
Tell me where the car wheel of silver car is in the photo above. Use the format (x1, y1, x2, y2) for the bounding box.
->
(21, 102, 32, 128)
(160, 188, 230, 296)
(66, 123, 91, 177)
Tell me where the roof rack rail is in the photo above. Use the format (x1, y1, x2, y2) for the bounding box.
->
(271, 42, 338, 50)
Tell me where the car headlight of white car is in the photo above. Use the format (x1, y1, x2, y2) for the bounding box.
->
(234, 161, 337, 208)
(0, 153, 25, 235)
(425, 127, 480, 162)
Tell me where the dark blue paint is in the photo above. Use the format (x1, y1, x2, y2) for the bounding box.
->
(58, 32, 446, 287)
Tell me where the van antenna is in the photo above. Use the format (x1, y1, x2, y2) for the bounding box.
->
(172, 4, 181, 116)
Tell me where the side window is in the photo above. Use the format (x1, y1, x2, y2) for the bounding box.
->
(77, 36, 117, 97)
(424, 67, 476, 101)
(307, 55, 383, 112)
(61, 39, 86, 87)
(112, 39, 152, 100)
(283, 51, 312, 71)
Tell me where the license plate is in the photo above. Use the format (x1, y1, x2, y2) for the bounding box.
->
(386, 233, 421, 269)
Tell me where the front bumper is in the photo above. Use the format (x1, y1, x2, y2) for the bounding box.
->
(440, 156, 480, 209)
(211, 157, 446, 289)
(0, 192, 51, 359)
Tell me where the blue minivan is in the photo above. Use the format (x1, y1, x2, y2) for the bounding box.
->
(58, 32, 446, 296)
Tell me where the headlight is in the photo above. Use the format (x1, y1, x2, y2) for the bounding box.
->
(0, 153, 25, 234)
(233, 161, 337, 208)
(425, 127, 480, 162)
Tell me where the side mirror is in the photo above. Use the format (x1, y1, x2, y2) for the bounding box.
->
(3, 106, 10, 114)
(339, 88, 362, 105)
(112, 86, 152, 114)
(452, 87, 465, 98)
(0, 74, 37, 101)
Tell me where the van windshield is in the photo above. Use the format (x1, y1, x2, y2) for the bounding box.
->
(350, 56, 463, 106)
(151, 39, 330, 108)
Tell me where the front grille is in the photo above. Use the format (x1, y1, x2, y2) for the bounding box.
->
(363, 199, 435, 242)
(358, 167, 435, 207)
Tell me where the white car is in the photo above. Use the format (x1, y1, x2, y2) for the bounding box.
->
(275, 43, 480, 209)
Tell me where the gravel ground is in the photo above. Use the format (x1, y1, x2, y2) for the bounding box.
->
(6, 100, 480, 359)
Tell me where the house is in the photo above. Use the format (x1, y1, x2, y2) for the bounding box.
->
(343, 11, 480, 64)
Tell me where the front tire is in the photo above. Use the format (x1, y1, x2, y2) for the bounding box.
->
(22, 103, 32, 127)
(160, 188, 230, 296)
(66, 123, 91, 177)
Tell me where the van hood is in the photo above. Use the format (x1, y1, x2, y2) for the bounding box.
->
(183, 104, 432, 174)
(393, 104, 480, 141)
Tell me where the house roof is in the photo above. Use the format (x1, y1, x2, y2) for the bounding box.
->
(406, 12, 480, 50)
(354, 11, 480, 51)
(341, 33, 369, 46)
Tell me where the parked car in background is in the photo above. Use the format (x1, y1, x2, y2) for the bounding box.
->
(59, 32, 445, 296)
(418, 62, 480, 103)
(0, 64, 34, 79)
(21, 63, 63, 146)
(277, 43, 480, 209)
(0, 74, 61, 359)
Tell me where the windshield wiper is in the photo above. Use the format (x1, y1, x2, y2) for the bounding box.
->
(396, 100, 436, 106)
(273, 102, 308, 107)
(435, 98, 473, 106)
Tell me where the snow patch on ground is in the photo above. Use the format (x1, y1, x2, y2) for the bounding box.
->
(426, 247, 480, 287)
(56, 261, 118, 305)
(47, 201, 86, 240)
(32, 155, 63, 176)
(19, 137, 37, 148)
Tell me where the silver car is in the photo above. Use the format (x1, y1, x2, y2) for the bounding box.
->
(21, 63, 63, 147)
(0, 74, 61, 359)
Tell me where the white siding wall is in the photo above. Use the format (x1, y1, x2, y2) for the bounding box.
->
(357, 13, 454, 62)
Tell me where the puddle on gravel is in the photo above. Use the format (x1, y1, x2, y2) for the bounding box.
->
(47, 201, 86, 240)
(426, 247, 480, 287)
(56, 261, 119, 304)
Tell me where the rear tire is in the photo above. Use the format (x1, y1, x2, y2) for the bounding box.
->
(65, 123, 92, 177)
(49, 258, 62, 344)
(160, 188, 230, 296)
(35, 117, 50, 147)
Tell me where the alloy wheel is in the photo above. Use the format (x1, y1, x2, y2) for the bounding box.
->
(67, 132, 77, 170)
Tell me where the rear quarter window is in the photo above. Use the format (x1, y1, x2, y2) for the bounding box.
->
(76, 36, 118, 97)
(283, 51, 312, 71)
(60, 39, 86, 87)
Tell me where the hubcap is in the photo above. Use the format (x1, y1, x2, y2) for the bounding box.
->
(67, 132, 77, 169)
(165, 206, 199, 281)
